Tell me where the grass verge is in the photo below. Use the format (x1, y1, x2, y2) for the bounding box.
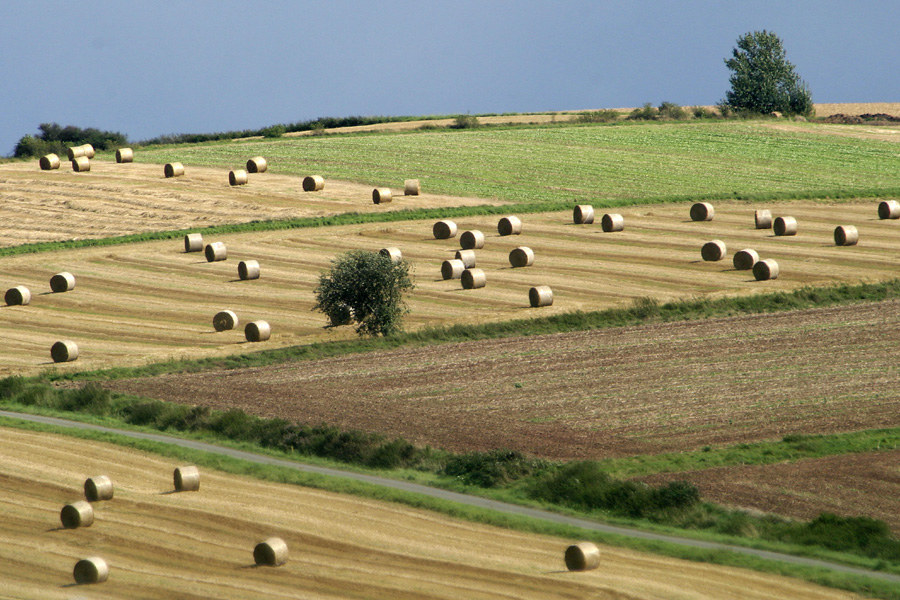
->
(0, 413, 897, 599)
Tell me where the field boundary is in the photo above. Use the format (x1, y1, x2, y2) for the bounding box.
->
(1, 409, 897, 596)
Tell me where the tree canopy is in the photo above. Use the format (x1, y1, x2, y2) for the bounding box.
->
(723, 30, 813, 117)
(313, 250, 414, 336)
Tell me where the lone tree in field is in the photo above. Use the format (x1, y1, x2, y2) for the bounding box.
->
(723, 30, 813, 117)
(313, 250, 414, 336)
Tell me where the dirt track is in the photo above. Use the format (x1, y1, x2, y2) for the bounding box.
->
(0, 426, 863, 600)
(106, 299, 900, 460)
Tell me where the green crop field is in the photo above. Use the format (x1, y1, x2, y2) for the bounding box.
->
(128, 121, 900, 207)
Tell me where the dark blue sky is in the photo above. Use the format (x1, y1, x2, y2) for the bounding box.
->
(2, 0, 897, 155)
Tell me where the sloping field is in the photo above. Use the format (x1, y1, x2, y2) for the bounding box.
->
(0, 427, 862, 600)
(639, 450, 900, 534)
(0, 160, 502, 246)
(105, 299, 900, 460)
(2, 200, 898, 375)
(131, 121, 900, 211)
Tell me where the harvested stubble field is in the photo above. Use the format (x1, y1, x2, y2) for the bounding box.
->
(1, 200, 898, 375)
(639, 450, 900, 534)
(0, 160, 501, 246)
(0, 426, 859, 600)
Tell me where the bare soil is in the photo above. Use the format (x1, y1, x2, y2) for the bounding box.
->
(105, 299, 900, 460)
(639, 450, 900, 534)
(0, 426, 858, 600)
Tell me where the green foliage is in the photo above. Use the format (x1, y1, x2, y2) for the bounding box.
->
(658, 102, 688, 120)
(528, 461, 699, 518)
(723, 30, 814, 116)
(442, 449, 550, 487)
(627, 103, 659, 120)
(13, 122, 128, 158)
(692, 106, 720, 119)
(261, 124, 286, 138)
(576, 109, 620, 123)
(780, 514, 900, 561)
(450, 114, 480, 129)
(313, 250, 414, 336)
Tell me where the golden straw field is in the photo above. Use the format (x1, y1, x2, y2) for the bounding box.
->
(1, 193, 897, 375)
(0, 426, 866, 600)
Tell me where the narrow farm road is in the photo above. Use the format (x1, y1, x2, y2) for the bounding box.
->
(2, 410, 897, 585)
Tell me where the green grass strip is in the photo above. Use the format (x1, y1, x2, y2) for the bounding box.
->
(49, 278, 900, 382)
(599, 428, 900, 478)
(1, 414, 897, 600)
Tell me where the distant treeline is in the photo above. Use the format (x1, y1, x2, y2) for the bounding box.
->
(13, 123, 128, 158)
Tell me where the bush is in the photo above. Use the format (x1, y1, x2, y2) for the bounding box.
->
(692, 106, 719, 119)
(261, 124, 286, 138)
(313, 250, 414, 336)
(658, 102, 688, 120)
(13, 122, 127, 158)
(527, 461, 699, 518)
(450, 114, 480, 129)
(443, 449, 549, 487)
(781, 513, 900, 560)
(576, 110, 620, 123)
(627, 103, 658, 121)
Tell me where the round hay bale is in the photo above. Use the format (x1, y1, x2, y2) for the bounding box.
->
(246, 156, 267, 173)
(51, 340, 79, 363)
(229, 169, 248, 186)
(573, 204, 594, 224)
(40, 154, 61, 170)
(84, 476, 113, 502)
(71, 157, 90, 172)
(564, 542, 601, 571)
(254, 537, 288, 567)
(115, 148, 134, 163)
(459, 230, 485, 250)
(67, 145, 86, 160)
(379, 247, 402, 264)
(834, 225, 859, 246)
(5, 286, 31, 306)
(302, 175, 325, 192)
(773, 216, 798, 236)
(238, 260, 260, 280)
(754, 209, 772, 229)
(213, 310, 238, 332)
(753, 258, 780, 281)
(433, 220, 458, 239)
(732, 249, 760, 270)
(372, 187, 392, 204)
(690, 202, 714, 222)
(184, 233, 203, 253)
(50, 272, 76, 293)
(701, 240, 727, 262)
(73, 557, 108, 584)
(174, 466, 200, 492)
(508, 246, 535, 268)
(440, 259, 465, 280)
(878, 200, 900, 220)
(529, 286, 553, 307)
(60, 501, 94, 529)
(245, 320, 271, 342)
(164, 162, 184, 178)
(82, 144, 95, 159)
(498, 216, 522, 236)
(205, 242, 227, 262)
(601, 213, 624, 232)
(454, 249, 476, 268)
(404, 179, 420, 196)
(461, 268, 486, 289)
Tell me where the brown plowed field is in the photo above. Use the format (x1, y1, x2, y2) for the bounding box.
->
(3, 201, 898, 376)
(639, 450, 900, 534)
(106, 299, 900, 460)
(0, 160, 503, 246)
(0, 427, 861, 600)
